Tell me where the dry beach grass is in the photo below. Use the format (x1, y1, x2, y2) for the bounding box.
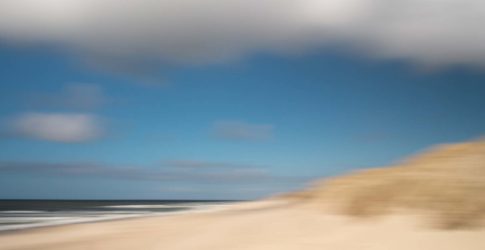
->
(299, 138, 485, 229)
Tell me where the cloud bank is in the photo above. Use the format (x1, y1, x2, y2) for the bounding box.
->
(163, 160, 258, 169)
(1, 0, 485, 68)
(0, 160, 303, 184)
(213, 121, 273, 141)
(28, 83, 105, 111)
(0, 159, 310, 198)
(7, 113, 103, 142)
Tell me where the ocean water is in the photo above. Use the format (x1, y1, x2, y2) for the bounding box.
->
(0, 200, 233, 232)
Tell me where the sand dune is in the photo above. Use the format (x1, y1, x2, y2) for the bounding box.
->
(1, 138, 485, 249)
(298, 138, 485, 229)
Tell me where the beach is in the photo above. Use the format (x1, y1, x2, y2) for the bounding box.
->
(2, 139, 485, 249)
(1, 200, 484, 250)
(1, 1, 484, 248)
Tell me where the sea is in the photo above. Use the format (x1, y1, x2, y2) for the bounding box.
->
(0, 200, 235, 232)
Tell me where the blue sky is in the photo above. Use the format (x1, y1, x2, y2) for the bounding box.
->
(1, 0, 485, 199)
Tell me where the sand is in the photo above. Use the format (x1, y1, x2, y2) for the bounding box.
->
(3, 139, 485, 249)
(0, 200, 484, 250)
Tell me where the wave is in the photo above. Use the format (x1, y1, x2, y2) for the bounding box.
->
(0, 202, 232, 232)
(0, 210, 45, 214)
(102, 205, 185, 209)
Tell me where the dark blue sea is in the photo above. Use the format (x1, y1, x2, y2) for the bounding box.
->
(0, 200, 234, 232)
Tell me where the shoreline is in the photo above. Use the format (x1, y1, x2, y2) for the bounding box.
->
(0, 201, 241, 234)
(1, 200, 484, 250)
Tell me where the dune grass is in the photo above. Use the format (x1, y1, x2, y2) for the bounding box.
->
(299, 139, 485, 229)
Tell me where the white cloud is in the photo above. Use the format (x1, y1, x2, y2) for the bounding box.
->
(214, 121, 273, 141)
(1, 0, 485, 69)
(8, 113, 103, 142)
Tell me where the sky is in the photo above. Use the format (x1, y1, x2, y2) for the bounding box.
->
(1, 0, 485, 200)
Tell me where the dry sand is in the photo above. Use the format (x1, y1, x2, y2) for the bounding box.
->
(2, 138, 485, 249)
(0, 200, 484, 250)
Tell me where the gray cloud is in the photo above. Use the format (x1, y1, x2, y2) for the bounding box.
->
(163, 159, 262, 169)
(6, 112, 103, 143)
(213, 121, 273, 141)
(0, 160, 305, 184)
(160, 160, 275, 183)
(28, 83, 105, 111)
(1, 0, 485, 69)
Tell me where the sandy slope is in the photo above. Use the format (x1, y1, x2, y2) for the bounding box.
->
(298, 138, 485, 229)
(0, 200, 484, 250)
